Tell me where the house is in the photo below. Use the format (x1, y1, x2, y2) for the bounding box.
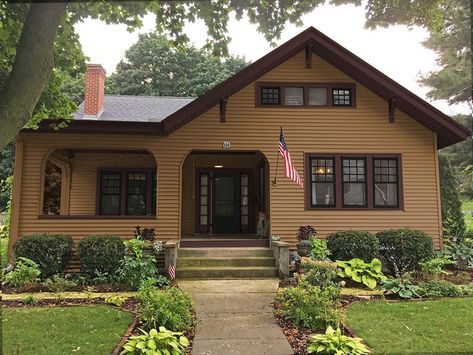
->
(8, 27, 470, 276)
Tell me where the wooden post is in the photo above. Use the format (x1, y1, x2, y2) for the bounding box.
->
(164, 240, 179, 271)
(272, 240, 290, 278)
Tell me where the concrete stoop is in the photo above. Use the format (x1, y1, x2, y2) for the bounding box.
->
(177, 247, 278, 279)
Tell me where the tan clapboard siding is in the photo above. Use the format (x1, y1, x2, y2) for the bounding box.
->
(11, 49, 442, 251)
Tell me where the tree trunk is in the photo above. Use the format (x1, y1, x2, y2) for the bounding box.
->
(0, 3, 67, 149)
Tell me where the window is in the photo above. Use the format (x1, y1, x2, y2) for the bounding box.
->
(373, 158, 399, 207)
(332, 88, 352, 106)
(310, 157, 335, 207)
(98, 169, 156, 216)
(240, 173, 249, 233)
(199, 173, 209, 233)
(309, 87, 328, 106)
(342, 158, 367, 207)
(284, 87, 304, 105)
(42, 161, 62, 215)
(306, 154, 402, 210)
(260, 87, 280, 105)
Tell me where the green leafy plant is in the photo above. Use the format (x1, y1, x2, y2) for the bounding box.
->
(326, 231, 379, 263)
(137, 285, 193, 332)
(14, 233, 73, 278)
(417, 280, 463, 298)
(43, 274, 77, 293)
(22, 294, 38, 305)
(84, 285, 96, 300)
(419, 256, 455, 277)
(462, 283, 473, 296)
(308, 326, 369, 354)
(300, 258, 338, 289)
(377, 228, 435, 275)
(120, 327, 189, 355)
(443, 240, 473, 270)
(276, 283, 341, 330)
(309, 237, 330, 260)
(77, 235, 125, 278)
(2, 257, 41, 287)
(382, 274, 420, 299)
(105, 295, 128, 307)
(336, 258, 387, 289)
(124, 238, 147, 258)
(118, 255, 158, 290)
(155, 274, 170, 289)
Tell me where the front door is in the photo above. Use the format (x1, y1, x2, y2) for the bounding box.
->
(212, 172, 240, 234)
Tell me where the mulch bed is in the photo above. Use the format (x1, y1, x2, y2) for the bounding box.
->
(2, 282, 130, 294)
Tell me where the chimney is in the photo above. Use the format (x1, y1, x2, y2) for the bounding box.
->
(84, 64, 106, 119)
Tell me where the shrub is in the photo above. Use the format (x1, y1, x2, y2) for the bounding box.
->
(382, 274, 420, 299)
(463, 283, 473, 296)
(22, 294, 38, 305)
(43, 274, 77, 293)
(121, 327, 189, 355)
(297, 225, 317, 242)
(336, 258, 387, 289)
(417, 280, 463, 298)
(137, 285, 193, 331)
(308, 326, 369, 355)
(2, 257, 41, 287)
(118, 255, 158, 290)
(309, 237, 330, 260)
(155, 274, 170, 289)
(77, 235, 125, 278)
(276, 283, 340, 330)
(419, 256, 455, 277)
(14, 233, 73, 278)
(300, 258, 338, 288)
(326, 231, 379, 263)
(443, 240, 473, 270)
(377, 228, 435, 275)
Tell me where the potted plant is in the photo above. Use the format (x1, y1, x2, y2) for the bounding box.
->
(133, 226, 162, 256)
(296, 225, 316, 257)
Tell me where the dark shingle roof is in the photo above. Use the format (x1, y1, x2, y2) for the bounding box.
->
(75, 95, 194, 122)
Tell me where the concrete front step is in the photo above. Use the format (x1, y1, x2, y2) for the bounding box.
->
(177, 256, 275, 268)
(179, 247, 273, 258)
(177, 266, 278, 279)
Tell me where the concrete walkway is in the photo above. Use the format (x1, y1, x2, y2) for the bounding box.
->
(179, 279, 293, 355)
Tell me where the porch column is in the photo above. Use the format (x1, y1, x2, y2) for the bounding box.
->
(272, 240, 290, 278)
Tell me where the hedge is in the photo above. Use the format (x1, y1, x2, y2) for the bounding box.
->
(326, 230, 379, 262)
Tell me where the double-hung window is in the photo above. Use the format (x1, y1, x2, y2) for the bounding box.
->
(306, 154, 401, 209)
(98, 169, 156, 216)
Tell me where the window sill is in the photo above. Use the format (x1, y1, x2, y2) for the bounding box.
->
(38, 215, 157, 220)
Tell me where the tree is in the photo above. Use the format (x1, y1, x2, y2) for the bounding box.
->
(0, 1, 323, 148)
(439, 154, 467, 240)
(107, 34, 249, 97)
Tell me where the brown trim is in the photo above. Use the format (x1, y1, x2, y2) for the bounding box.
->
(305, 41, 314, 68)
(219, 97, 227, 123)
(8, 136, 23, 261)
(304, 153, 404, 211)
(38, 215, 157, 220)
(389, 97, 396, 123)
(161, 27, 469, 148)
(255, 82, 356, 108)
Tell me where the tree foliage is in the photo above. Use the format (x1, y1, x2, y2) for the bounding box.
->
(0, 142, 14, 212)
(107, 34, 249, 97)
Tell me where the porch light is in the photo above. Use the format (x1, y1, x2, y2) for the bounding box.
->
(214, 164, 224, 168)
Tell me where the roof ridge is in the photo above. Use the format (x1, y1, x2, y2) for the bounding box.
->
(104, 94, 195, 99)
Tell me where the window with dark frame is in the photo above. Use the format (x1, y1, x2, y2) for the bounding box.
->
(98, 169, 156, 216)
(310, 157, 335, 207)
(332, 88, 352, 106)
(342, 158, 367, 207)
(373, 158, 399, 207)
(260, 87, 281, 105)
(284, 87, 304, 105)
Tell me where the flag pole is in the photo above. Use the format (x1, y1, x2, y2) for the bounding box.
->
(272, 127, 282, 185)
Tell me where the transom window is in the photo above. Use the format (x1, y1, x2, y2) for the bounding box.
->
(306, 154, 402, 209)
(98, 169, 156, 216)
(257, 83, 355, 107)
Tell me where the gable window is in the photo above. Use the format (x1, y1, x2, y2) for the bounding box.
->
(260, 87, 280, 105)
(305, 154, 402, 210)
(257, 82, 355, 107)
(98, 169, 156, 216)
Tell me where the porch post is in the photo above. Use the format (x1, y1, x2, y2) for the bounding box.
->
(164, 240, 179, 271)
(271, 240, 290, 278)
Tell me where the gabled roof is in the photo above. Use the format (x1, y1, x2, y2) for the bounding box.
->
(75, 95, 194, 122)
(161, 26, 470, 148)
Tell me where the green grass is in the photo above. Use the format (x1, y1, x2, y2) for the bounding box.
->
(2, 306, 133, 355)
(463, 199, 473, 230)
(347, 298, 473, 353)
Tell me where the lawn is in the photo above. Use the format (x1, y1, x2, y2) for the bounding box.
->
(347, 298, 473, 353)
(2, 306, 133, 355)
(463, 199, 473, 230)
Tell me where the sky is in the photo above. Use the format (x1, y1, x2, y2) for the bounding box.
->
(75, 2, 468, 116)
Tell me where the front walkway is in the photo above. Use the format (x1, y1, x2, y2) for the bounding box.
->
(179, 279, 293, 355)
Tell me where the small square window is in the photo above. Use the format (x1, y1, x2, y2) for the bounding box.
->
(261, 87, 280, 105)
(284, 87, 304, 105)
(332, 88, 352, 106)
(309, 87, 328, 106)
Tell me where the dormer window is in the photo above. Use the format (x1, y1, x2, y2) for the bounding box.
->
(257, 82, 355, 107)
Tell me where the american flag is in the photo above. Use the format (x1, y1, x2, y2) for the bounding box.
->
(168, 255, 176, 280)
(279, 128, 303, 187)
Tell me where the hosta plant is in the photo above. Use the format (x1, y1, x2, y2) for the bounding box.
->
(308, 326, 369, 354)
(382, 274, 420, 299)
(336, 258, 387, 289)
(2, 257, 41, 287)
(120, 327, 189, 355)
(419, 256, 455, 277)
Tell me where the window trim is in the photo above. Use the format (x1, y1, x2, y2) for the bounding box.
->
(304, 153, 403, 210)
(96, 168, 157, 216)
(256, 82, 356, 108)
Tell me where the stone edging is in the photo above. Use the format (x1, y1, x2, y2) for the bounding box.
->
(111, 314, 139, 355)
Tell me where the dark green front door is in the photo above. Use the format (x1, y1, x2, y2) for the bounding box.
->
(212, 172, 239, 234)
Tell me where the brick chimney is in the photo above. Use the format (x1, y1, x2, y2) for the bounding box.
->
(83, 64, 106, 119)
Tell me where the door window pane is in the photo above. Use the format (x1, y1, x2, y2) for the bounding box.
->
(309, 87, 328, 106)
(342, 158, 366, 206)
(284, 87, 304, 105)
(240, 173, 249, 233)
(199, 173, 209, 232)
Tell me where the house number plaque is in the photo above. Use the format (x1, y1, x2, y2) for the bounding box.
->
(222, 141, 231, 149)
